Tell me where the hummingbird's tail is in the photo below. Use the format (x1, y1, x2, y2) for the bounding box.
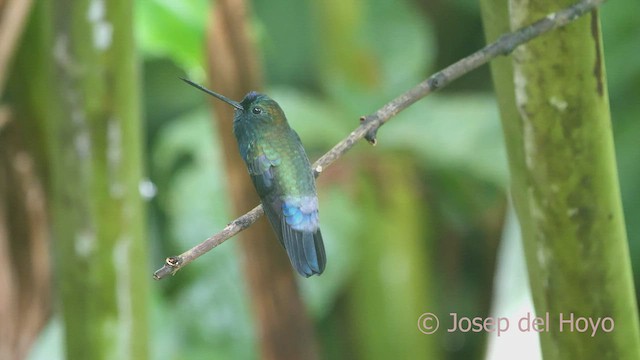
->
(282, 226, 326, 277)
(262, 198, 327, 277)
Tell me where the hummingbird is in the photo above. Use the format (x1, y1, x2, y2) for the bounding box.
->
(181, 78, 326, 277)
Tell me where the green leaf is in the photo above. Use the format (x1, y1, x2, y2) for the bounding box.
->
(136, 0, 208, 71)
(381, 94, 507, 186)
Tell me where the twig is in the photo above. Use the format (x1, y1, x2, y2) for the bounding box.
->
(154, 0, 605, 280)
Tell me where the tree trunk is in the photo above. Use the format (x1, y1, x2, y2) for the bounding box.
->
(21, 0, 150, 358)
(1, 1, 52, 359)
(480, 1, 640, 358)
(0, 111, 51, 360)
(205, 0, 320, 359)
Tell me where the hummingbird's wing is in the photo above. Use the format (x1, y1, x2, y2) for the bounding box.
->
(243, 144, 280, 190)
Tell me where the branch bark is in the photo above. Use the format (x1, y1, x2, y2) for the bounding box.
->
(154, 0, 606, 280)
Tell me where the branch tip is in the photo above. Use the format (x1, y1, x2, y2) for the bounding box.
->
(167, 256, 181, 267)
(365, 127, 378, 145)
(366, 135, 377, 146)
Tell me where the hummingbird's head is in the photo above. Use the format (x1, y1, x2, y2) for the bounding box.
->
(237, 91, 287, 126)
(181, 78, 287, 127)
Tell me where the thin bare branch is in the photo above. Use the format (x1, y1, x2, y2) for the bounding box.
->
(154, 0, 606, 280)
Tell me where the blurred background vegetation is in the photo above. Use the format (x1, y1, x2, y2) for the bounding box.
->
(1, 0, 638, 359)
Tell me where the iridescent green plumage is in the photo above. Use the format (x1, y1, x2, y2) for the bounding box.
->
(182, 79, 326, 277)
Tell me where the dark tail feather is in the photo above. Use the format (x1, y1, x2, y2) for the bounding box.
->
(304, 230, 326, 275)
(282, 224, 326, 277)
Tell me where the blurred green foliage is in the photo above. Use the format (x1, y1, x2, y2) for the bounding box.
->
(29, 0, 638, 359)
(136, 0, 504, 357)
(137, 0, 639, 359)
(136, 0, 208, 72)
(602, 3, 640, 259)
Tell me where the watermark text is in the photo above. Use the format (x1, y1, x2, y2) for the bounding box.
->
(417, 312, 614, 337)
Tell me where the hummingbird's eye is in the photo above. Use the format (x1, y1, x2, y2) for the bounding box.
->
(252, 107, 263, 115)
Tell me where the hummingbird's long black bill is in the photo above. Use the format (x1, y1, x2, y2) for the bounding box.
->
(180, 77, 243, 110)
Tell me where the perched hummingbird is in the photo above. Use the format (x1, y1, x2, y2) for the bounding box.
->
(182, 78, 326, 277)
